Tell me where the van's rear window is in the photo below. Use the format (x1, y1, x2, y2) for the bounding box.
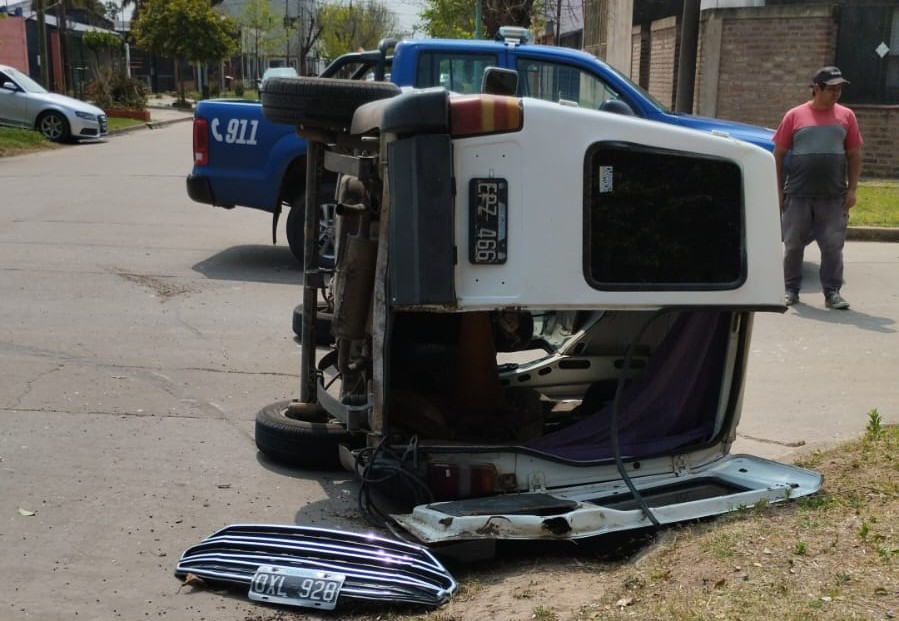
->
(583, 142, 745, 290)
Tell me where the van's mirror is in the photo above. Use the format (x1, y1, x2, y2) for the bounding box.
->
(481, 67, 518, 96)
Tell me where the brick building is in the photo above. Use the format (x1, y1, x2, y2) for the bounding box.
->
(589, 0, 899, 179)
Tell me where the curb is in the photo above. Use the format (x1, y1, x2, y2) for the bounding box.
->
(846, 226, 899, 243)
(108, 115, 193, 135)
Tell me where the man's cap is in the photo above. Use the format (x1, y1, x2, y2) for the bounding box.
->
(813, 66, 850, 86)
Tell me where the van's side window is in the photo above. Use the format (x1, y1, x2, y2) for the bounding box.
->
(415, 52, 499, 93)
(514, 58, 620, 108)
(583, 142, 746, 290)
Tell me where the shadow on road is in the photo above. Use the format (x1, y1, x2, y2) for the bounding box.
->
(192, 244, 302, 285)
(253, 450, 366, 522)
(788, 260, 896, 333)
(788, 303, 895, 333)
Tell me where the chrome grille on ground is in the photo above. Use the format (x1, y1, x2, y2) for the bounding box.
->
(174, 523, 457, 608)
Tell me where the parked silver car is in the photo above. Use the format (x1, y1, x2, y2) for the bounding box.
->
(0, 64, 108, 142)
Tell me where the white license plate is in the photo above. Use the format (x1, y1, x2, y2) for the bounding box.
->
(248, 564, 345, 610)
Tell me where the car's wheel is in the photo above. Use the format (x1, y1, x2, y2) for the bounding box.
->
(37, 111, 71, 142)
(255, 400, 353, 469)
(261, 77, 401, 129)
(292, 304, 334, 346)
(286, 192, 337, 268)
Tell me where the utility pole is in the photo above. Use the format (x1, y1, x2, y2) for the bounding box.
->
(37, 0, 50, 88)
(56, 0, 69, 92)
(674, 0, 700, 113)
(554, 0, 562, 45)
(284, 0, 290, 65)
(475, 0, 481, 39)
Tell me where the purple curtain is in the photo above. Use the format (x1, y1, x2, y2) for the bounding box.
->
(526, 311, 731, 461)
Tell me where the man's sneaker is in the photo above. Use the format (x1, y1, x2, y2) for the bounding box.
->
(825, 293, 850, 310)
(784, 290, 799, 306)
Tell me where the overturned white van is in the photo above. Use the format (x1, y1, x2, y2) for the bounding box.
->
(257, 77, 823, 545)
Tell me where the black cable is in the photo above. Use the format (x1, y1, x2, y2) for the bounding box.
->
(355, 434, 433, 528)
(609, 308, 675, 529)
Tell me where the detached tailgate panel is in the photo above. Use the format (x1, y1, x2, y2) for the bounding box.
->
(392, 455, 823, 543)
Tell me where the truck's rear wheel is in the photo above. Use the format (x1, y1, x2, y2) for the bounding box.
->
(286, 192, 336, 268)
(261, 77, 401, 129)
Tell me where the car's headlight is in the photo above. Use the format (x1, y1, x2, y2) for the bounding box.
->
(75, 111, 97, 121)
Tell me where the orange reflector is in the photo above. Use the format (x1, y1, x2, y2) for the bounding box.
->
(427, 462, 498, 501)
(449, 95, 523, 138)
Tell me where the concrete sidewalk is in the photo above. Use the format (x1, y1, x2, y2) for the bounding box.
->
(107, 94, 195, 134)
(146, 105, 194, 126)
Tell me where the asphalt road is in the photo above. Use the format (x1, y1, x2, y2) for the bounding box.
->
(0, 123, 896, 621)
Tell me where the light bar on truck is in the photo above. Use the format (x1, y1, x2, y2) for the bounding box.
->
(449, 95, 523, 138)
(498, 26, 531, 44)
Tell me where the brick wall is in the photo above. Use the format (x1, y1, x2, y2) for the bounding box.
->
(706, 6, 836, 130)
(854, 106, 899, 179)
(631, 25, 641, 80)
(618, 3, 898, 179)
(694, 4, 898, 179)
(648, 16, 678, 110)
(0, 17, 29, 71)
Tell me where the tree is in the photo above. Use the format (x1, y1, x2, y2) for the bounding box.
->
(420, 0, 539, 39)
(238, 0, 286, 84)
(295, 1, 326, 76)
(420, 0, 475, 39)
(83, 30, 123, 76)
(317, 1, 399, 63)
(131, 0, 237, 103)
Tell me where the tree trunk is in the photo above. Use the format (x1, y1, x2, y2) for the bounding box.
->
(176, 59, 185, 104)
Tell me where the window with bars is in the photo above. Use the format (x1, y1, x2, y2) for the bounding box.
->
(835, 4, 899, 104)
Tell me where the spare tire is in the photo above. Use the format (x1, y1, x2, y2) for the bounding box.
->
(261, 77, 401, 129)
(292, 304, 334, 346)
(255, 400, 352, 469)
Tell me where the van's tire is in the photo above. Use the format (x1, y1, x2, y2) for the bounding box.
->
(255, 400, 351, 469)
(261, 77, 401, 129)
(292, 304, 334, 346)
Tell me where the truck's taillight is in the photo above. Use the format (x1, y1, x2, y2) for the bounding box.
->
(193, 117, 209, 166)
(449, 95, 523, 138)
(427, 462, 498, 501)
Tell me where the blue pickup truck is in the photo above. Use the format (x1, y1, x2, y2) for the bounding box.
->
(187, 29, 774, 264)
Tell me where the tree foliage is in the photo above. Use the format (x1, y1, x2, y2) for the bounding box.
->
(238, 0, 286, 82)
(132, 0, 237, 102)
(131, 0, 237, 64)
(85, 67, 149, 110)
(420, 0, 476, 39)
(82, 30, 123, 73)
(420, 0, 539, 39)
(83, 30, 121, 53)
(295, 3, 326, 76)
(317, 1, 399, 62)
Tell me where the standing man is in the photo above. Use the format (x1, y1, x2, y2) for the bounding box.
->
(773, 66, 863, 310)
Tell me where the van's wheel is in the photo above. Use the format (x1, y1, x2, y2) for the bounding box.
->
(255, 400, 352, 469)
(286, 194, 337, 269)
(261, 77, 401, 129)
(292, 304, 334, 346)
